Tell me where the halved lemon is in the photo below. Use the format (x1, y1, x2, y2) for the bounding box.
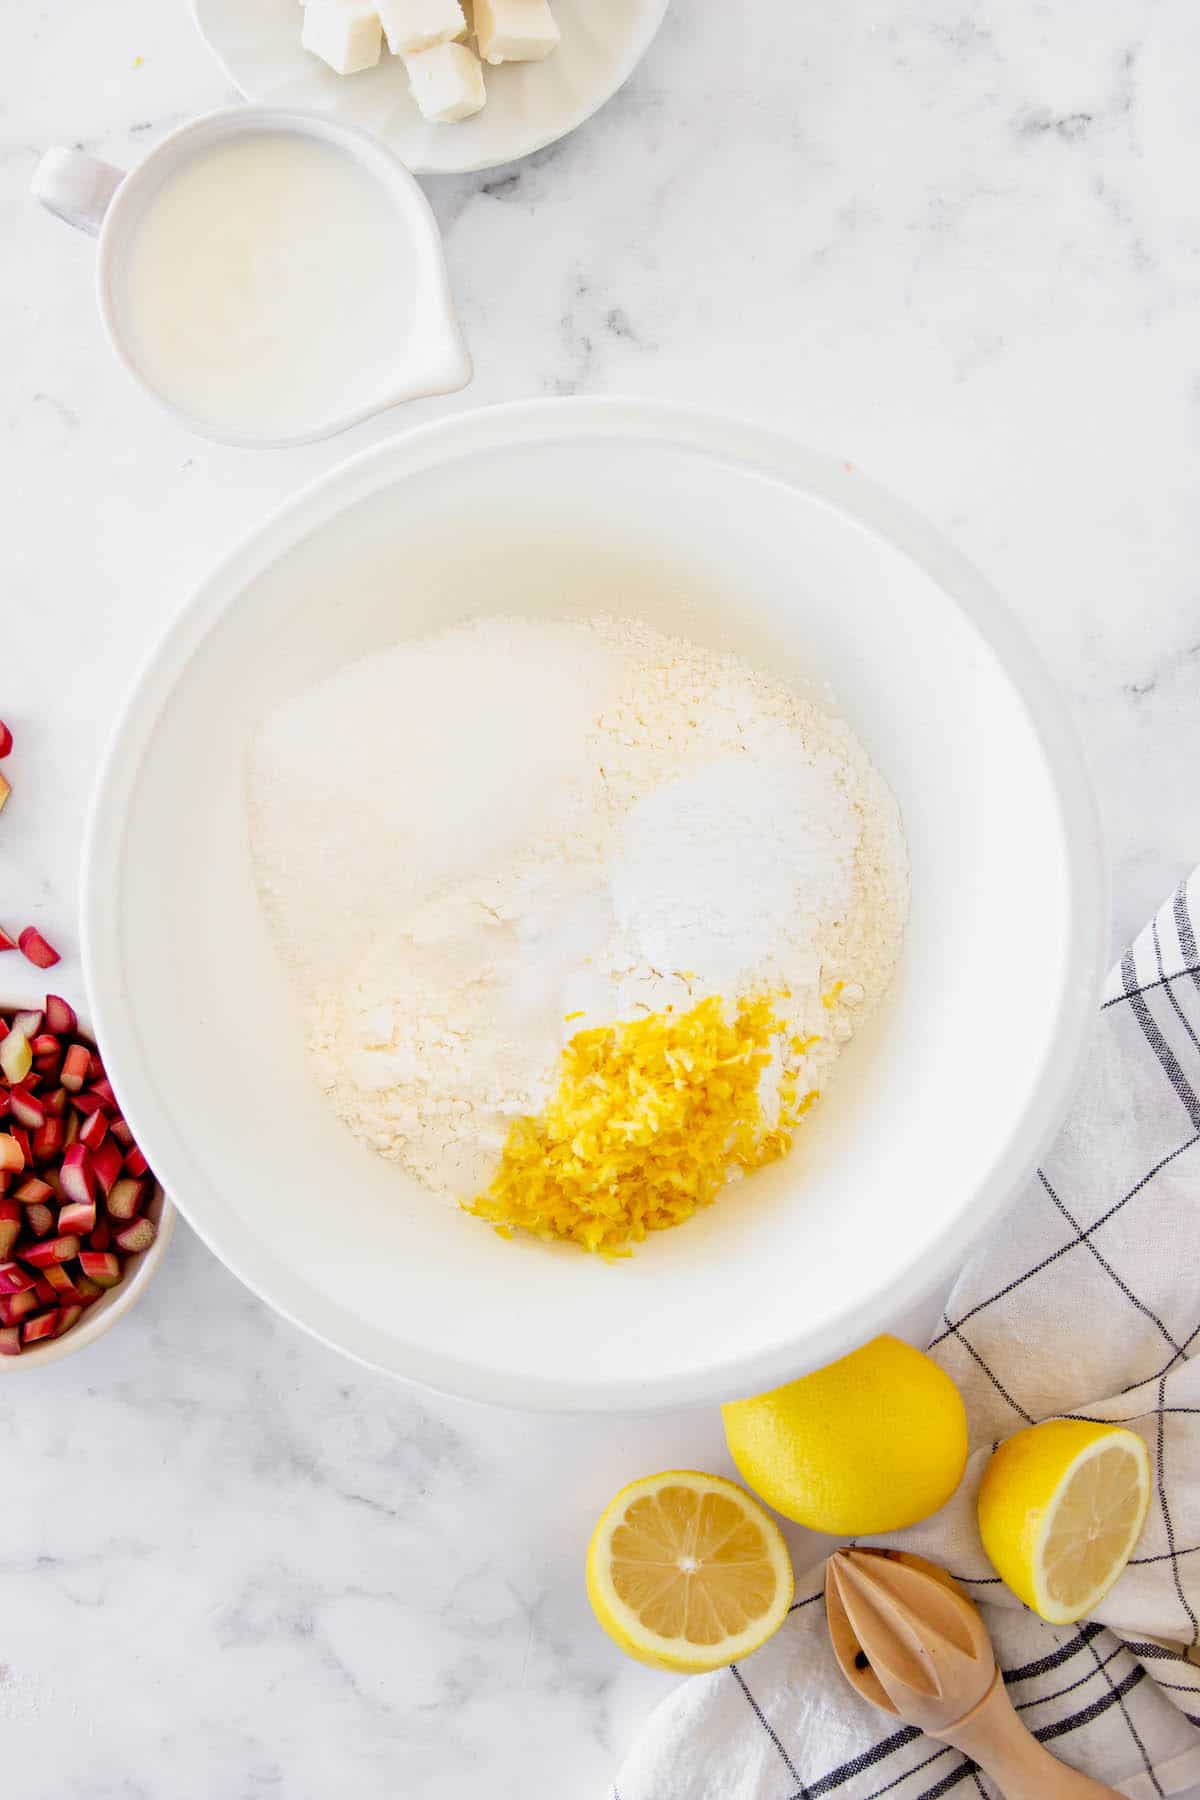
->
(977, 1419, 1152, 1624)
(586, 1470, 794, 1673)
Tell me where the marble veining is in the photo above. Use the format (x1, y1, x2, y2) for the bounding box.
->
(6, 1, 1200, 1794)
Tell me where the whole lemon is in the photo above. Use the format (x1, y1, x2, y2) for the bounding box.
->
(721, 1335, 969, 1534)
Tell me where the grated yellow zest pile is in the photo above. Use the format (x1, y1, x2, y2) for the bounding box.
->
(466, 994, 819, 1256)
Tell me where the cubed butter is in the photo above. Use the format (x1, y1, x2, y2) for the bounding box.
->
(405, 40, 486, 122)
(473, 0, 559, 64)
(377, 0, 466, 55)
(301, 2, 383, 74)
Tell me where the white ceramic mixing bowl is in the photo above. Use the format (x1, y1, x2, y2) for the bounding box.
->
(81, 399, 1106, 1411)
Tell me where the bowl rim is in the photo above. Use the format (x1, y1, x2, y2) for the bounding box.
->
(79, 396, 1109, 1411)
(0, 993, 176, 1369)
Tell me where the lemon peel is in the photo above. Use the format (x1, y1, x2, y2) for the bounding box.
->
(467, 993, 817, 1254)
(722, 1336, 969, 1533)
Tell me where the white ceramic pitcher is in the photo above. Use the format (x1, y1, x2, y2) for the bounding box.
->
(31, 107, 472, 448)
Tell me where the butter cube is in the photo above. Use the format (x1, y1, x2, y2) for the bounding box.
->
(377, 0, 466, 54)
(301, 2, 383, 74)
(405, 40, 486, 121)
(473, 0, 559, 64)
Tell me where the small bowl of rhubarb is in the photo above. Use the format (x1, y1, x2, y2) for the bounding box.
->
(0, 993, 174, 1364)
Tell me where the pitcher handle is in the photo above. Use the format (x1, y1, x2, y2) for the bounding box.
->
(32, 147, 125, 237)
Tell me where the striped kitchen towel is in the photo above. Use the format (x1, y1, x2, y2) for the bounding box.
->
(612, 871, 1200, 1800)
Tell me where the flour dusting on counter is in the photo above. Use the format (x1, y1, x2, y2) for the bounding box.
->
(248, 616, 908, 1239)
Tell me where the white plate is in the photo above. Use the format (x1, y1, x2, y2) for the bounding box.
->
(81, 399, 1107, 1413)
(190, 0, 671, 176)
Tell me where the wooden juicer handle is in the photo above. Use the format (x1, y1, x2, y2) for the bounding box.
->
(936, 1666, 1123, 1798)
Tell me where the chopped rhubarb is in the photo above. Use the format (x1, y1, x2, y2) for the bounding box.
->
(20, 1235, 80, 1268)
(70, 1089, 108, 1117)
(22, 1312, 60, 1345)
(31, 1117, 64, 1163)
(43, 996, 76, 1036)
(0, 1001, 162, 1351)
(0, 1029, 32, 1085)
(0, 721, 10, 758)
(57, 1198, 96, 1237)
(8, 1085, 46, 1131)
(0, 925, 16, 953)
(114, 1217, 156, 1255)
(92, 1139, 123, 1197)
(106, 1178, 144, 1222)
(78, 1252, 121, 1288)
(59, 1144, 96, 1205)
(0, 771, 9, 814)
(78, 1109, 108, 1151)
(18, 928, 60, 970)
(0, 1199, 19, 1260)
(41, 1263, 81, 1297)
(13, 1176, 52, 1204)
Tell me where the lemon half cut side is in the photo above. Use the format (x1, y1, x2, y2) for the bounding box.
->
(587, 1470, 794, 1673)
(978, 1420, 1152, 1625)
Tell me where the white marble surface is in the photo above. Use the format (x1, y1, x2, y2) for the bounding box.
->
(5, 2, 1200, 1794)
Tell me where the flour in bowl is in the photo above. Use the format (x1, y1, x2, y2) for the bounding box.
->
(248, 616, 908, 1233)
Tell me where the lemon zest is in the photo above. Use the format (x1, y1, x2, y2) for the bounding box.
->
(467, 993, 818, 1255)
